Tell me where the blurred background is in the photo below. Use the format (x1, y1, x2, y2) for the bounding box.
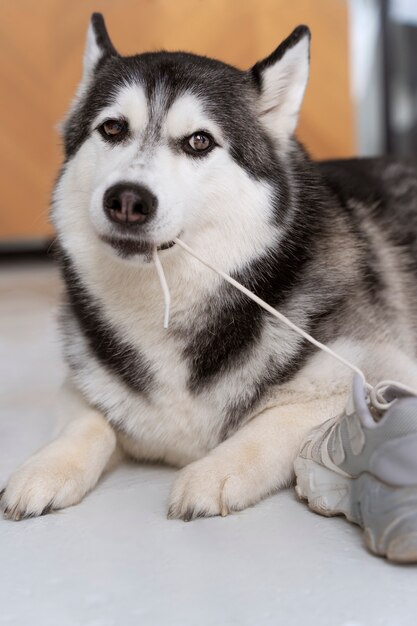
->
(0, 0, 416, 249)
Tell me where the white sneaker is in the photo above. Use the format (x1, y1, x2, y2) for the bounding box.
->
(294, 375, 417, 563)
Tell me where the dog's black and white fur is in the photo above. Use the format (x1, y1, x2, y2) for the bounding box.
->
(3, 14, 417, 521)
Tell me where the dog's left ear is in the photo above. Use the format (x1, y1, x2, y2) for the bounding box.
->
(250, 25, 310, 143)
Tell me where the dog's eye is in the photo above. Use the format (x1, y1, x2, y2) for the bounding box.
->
(183, 132, 214, 155)
(99, 119, 128, 140)
(189, 133, 212, 151)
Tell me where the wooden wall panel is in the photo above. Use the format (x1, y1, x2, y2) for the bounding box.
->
(0, 0, 354, 240)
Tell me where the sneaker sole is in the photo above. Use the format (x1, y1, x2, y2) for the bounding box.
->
(294, 457, 417, 563)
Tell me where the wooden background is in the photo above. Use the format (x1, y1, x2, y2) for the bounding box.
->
(0, 0, 354, 241)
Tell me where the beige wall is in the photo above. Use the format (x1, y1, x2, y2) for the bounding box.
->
(0, 0, 354, 240)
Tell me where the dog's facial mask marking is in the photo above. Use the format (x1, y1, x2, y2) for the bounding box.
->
(84, 88, 230, 254)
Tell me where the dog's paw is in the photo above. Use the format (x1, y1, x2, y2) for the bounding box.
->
(167, 452, 264, 521)
(1, 454, 87, 521)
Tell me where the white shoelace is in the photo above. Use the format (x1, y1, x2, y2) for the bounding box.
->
(152, 246, 171, 328)
(153, 239, 417, 410)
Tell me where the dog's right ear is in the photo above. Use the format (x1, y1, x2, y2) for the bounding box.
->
(82, 13, 118, 83)
(59, 14, 118, 134)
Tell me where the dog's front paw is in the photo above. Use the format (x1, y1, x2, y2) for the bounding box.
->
(167, 452, 264, 521)
(1, 454, 87, 521)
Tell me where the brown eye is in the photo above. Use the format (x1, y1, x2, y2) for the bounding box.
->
(99, 119, 128, 139)
(185, 132, 214, 155)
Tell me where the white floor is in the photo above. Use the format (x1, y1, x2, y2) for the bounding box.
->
(1, 261, 417, 626)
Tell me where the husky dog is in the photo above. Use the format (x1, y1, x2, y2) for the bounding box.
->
(3, 13, 417, 522)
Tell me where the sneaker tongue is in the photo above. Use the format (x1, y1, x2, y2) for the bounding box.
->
(368, 380, 417, 416)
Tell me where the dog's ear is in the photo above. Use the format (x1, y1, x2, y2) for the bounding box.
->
(59, 14, 118, 133)
(82, 13, 118, 82)
(250, 25, 310, 143)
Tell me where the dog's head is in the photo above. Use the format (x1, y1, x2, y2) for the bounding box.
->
(53, 13, 310, 265)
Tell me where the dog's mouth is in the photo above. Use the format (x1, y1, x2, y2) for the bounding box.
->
(100, 235, 176, 259)
(158, 240, 176, 251)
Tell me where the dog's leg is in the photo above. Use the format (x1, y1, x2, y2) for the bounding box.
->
(1, 379, 117, 520)
(168, 393, 347, 521)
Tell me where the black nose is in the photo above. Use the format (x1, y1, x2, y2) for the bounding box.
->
(103, 183, 157, 226)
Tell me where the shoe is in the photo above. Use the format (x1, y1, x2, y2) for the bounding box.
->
(294, 375, 417, 563)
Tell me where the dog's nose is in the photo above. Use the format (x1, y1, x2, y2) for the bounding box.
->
(103, 183, 157, 226)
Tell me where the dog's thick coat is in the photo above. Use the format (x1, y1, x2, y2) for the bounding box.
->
(3, 14, 417, 521)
